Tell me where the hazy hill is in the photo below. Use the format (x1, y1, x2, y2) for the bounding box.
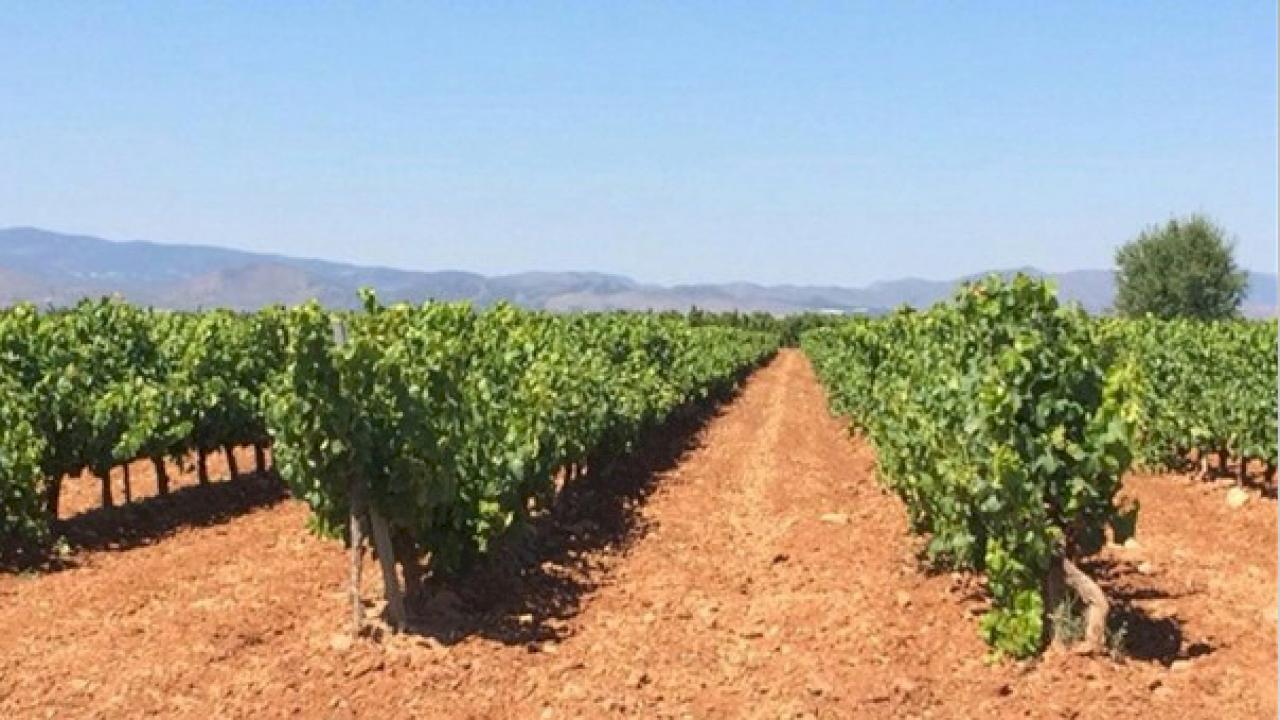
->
(0, 226, 1273, 316)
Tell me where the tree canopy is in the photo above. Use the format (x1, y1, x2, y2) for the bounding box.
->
(1114, 215, 1247, 319)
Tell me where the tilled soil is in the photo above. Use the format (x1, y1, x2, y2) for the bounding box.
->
(1, 350, 1274, 719)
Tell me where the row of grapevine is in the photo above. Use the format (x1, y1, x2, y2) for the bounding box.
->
(0, 300, 284, 551)
(679, 308, 845, 346)
(802, 276, 1139, 657)
(1098, 318, 1277, 482)
(264, 292, 778, 627)
(1, 293, 776, 620)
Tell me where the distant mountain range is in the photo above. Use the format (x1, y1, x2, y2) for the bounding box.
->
(0, 226, 1274, 317)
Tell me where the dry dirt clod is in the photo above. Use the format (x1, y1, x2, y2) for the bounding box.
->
(894, 678, 919, 696)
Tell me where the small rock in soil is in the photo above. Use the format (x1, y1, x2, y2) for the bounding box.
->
(820, 512, 849, 525)
(349, 657, 385, 679)
(1123, 538, 1141, 550)
(626, 669, 650, 689)
(895, 591, 912, 608)
(1137, 561, 1158, 576)
(1171, 659, 1193, 672)
(329, 634, 354, 653)
(1226, 487, 1250, 508)
(807, 676, 833, 697)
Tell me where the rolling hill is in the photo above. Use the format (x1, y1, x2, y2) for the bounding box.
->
(0, 226, 1273, 316)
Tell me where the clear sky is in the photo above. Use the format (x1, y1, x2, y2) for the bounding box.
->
(2, 3, 1275, 286)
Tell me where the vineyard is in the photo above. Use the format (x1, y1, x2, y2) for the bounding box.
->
(802, 275, 1276, 657)
(0, 278, 1275, 717)
(0, 300, 284, 551)
(0, 295, 776, 595)
(265, 293, 777, 625)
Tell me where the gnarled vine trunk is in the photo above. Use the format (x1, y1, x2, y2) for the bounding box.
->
(394, 529, 425, 605)
(254, 443, 268, 474)
(346, 472, 408, 633)
(197, 448, 210, 485)
(1041, 556, 1066, 648)
(348, 482, 368, 633)
(1044, 555, 1110, 654)
(1063, 558, 1109, 653)
(224, 445, 239, 479)
(45, 476, 62, 524)
(153, 457, 170, 495)
(367, 508, 406, 631)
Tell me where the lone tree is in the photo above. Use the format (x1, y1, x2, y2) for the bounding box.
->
(1114, 215, 1247, 319)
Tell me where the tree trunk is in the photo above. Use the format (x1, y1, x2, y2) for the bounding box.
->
(1238, 456, 1250, 486)
(1266, 462, 1277, 486)
(197, 448, 210, 485)
(368, 508, 407, 631)
(153, 457, 170, 495)
(1063, 558, 1110, 654)
(1198, 453, 1211, 480)
(122, 463, 132, 503)
(1218, 447, 1230, 474)
(254, 443, 268, 474)
(224, 445, 239, 480)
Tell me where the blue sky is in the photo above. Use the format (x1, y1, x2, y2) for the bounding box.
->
(2, 3, 1275, 285)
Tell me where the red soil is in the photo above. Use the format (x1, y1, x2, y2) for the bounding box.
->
(1, 350, 1274, 718)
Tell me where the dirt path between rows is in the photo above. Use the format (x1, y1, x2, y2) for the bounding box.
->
(1, 350, 1274, 718)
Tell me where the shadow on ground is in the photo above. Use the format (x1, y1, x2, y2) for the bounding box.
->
(3, 472, 288, 573)
(397, 386, 744, 649)
(1084, 556, 1215, 666)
